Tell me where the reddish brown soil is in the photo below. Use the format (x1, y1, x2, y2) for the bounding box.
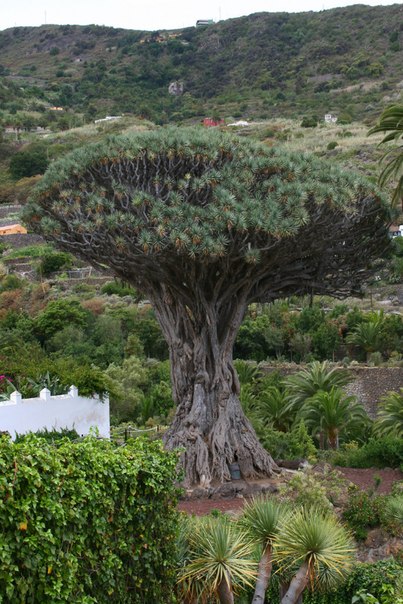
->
(178, 467, 402, 516)
(335, 467, 402, 495)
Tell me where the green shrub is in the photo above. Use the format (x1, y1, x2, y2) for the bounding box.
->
(303, 559, 403, 604)
(101, 281, 138, 297)
(301, 116, 318, 128)
(327, 141, 338, 150)
(333, 436, 403, 468)
(9, 146, 49, 180)
(0, 435, 179, 603)
(38, 251, 72, 277)
(0, 274, 24, 291)
(342, 486, 382, 539)
(14, 427, 79, 443)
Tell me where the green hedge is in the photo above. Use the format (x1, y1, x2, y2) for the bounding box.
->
(332, 436, 403, 469)
(0, 435, 179, 603)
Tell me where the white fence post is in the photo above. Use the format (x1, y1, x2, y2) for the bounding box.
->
(10, 391, 22, 404)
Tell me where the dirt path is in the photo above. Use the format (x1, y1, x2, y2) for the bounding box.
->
(178, 467, 402, 516)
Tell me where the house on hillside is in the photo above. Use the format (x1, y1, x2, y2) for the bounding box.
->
(0, 224, 27, 236)
(203, 117, 225, 127)
(196, 19, 214, 27)
(389, 224, 403, 238)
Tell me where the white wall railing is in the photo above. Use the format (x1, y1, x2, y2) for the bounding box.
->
(0, 385, 110, 440)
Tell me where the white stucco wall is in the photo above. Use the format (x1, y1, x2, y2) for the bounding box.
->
(0, 386, 110, 440)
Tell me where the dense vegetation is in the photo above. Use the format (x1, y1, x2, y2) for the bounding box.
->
(0, 435, 179, 603)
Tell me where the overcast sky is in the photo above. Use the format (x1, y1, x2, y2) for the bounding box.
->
(1, 1, 401, 32)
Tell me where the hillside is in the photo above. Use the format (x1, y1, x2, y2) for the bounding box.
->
(0, 4, 402, 124)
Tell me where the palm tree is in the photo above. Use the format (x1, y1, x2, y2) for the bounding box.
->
(255, 386, 296, 432)
(346, 314, 385, 362)
(273, 508, 355, 604)
(284, 361, 352, 413)
(376, 388, 403, 438)
(299, 387, 368, 449)
(368, 104, 403, 208)
(240, 497, 287, 604)
(178, 516, 256, 604)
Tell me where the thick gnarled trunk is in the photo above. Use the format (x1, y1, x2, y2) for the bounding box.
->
(150, 288, 278, 486)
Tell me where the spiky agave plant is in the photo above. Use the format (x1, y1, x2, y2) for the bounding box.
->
(239, 497, 288, 604)
(178, 515, 257, 604)
(273, 507, 355, 604)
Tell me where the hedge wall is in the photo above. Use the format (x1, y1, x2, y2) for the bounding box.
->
(0, 435, 179, 603)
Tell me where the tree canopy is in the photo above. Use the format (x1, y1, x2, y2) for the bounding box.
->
(26, 127, 390, 302)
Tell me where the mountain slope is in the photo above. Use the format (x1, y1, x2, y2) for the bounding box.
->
(0, 4, 402, 123)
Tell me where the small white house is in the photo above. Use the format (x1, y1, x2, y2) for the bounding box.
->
(94, 116, 122, 124)
(324, 114, 338, 124)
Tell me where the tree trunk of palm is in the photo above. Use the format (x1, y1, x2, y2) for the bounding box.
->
(281, 561, 309, 604)
(153, 292, 278, 486)
(217, 578, 234, 604)
(328, 428, 339, 450)
(252, 546, 273, 604)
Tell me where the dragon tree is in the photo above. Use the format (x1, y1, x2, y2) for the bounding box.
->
(24, 128, 390, 486)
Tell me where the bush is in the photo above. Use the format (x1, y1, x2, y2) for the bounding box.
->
(14, 427, 79, 443)
(0, 435, 179, 603)
(327, 141, 338, 150)
(333, 436, 403, 469)
(38, 251, 72, 277)
(301, 115, 318, 128)
(303, 559, 403, 604)
(101, 281, 138, 297)
(342, 486, 382, 539)
(9, 146, 49, 180)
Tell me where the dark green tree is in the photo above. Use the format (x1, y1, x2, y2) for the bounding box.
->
(25, 128, 390, 486)
(9, 145, 49, 179)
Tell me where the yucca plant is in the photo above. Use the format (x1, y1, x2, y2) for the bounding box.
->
(178, 516, 257, 604)
(240, 497, 288, 604)
(273, 508, 355, 604)
(376, 388, 403, 438)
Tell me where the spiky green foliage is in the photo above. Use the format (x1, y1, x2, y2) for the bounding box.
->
(369, 104, 403, 208)
(299, 387, 369, 449)
(178, 516, 257, 602)
(384, 495, 403, 528)
(376, 388, 403, 438)
(273, 508, 355, 592)
(25, 127, 390, 304)
(346, 313, 385, 359)
(255, 386, 295, 432)
(284, 361, 352, 411)
(240, 497, 286, 549)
